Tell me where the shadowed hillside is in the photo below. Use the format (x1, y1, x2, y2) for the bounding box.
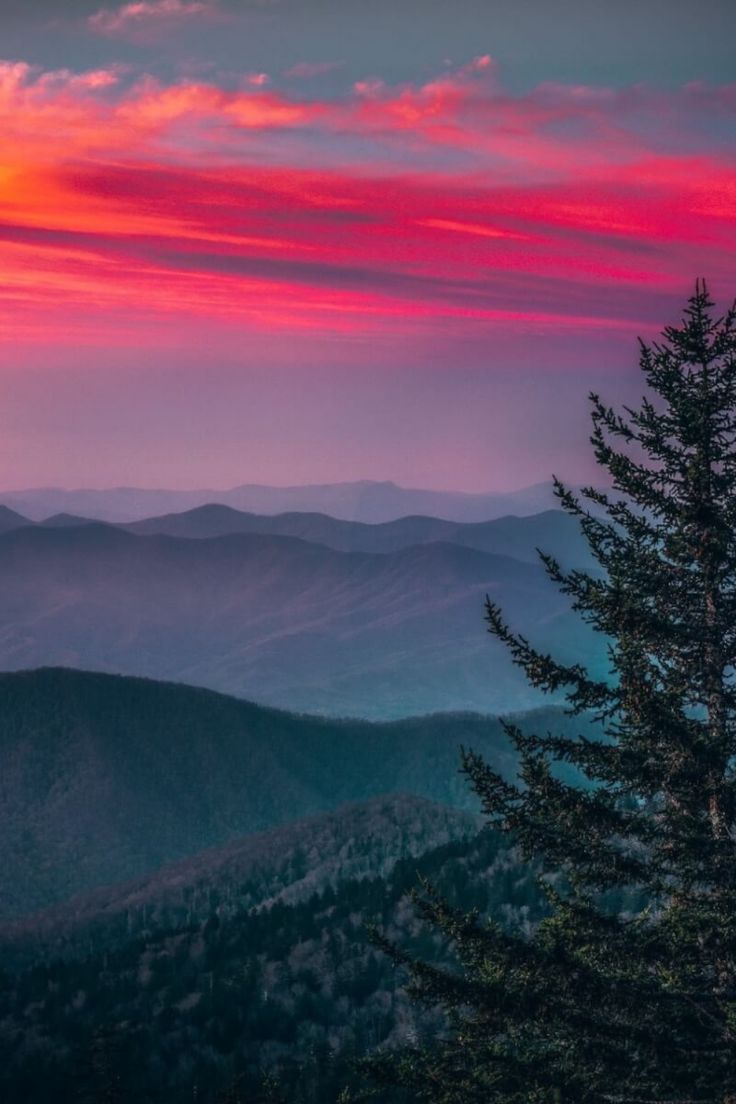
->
(0, 667, 589, 918)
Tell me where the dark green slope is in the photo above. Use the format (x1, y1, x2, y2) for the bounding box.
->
(0, 793, 479, 963)
(0, 667, 581, 919)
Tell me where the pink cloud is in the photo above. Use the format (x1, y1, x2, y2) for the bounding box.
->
(0, 56, 734, 347)
(4, 55, 733, 179)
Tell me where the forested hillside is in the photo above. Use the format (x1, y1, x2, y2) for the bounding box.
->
(0, 794, 480, 965)
(0, 827, 545, 1104)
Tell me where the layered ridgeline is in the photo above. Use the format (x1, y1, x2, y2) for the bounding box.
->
(0, 825, 543, 1104)
(0, 516, 600, 717)
(123, 504, 594, 565)
(0, 667, 594, 920)
(0, 505, 32, 533)
(0, 479, 559, 524)
(0, 500, 593, 562)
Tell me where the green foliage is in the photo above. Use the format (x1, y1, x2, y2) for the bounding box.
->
(369, 283, 736, 1102)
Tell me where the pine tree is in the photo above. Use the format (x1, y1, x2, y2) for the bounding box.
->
(368, 283, 736, 1103)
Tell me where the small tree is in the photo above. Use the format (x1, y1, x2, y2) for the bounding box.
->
(370, 283, 736, 1103)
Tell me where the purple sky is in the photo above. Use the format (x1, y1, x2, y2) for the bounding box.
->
(1, 0, 734, 491)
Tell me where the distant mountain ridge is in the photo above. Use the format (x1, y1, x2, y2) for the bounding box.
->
(0, 504, 31, 532)
(0, 478, 561, 523)
(0, 521, 601, 717)
(120, 503, 594, 566)
(0, 500, 594, 568)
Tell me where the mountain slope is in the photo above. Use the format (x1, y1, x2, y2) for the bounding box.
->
(37, 512, 103, 528)
(0, 505, 31, 533)
(0, 667, 575, 918)
(0, 826, 538, 1104)
(0, 523, 600, 717)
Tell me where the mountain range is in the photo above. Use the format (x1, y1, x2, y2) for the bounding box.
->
(121, 502, 595, 565)
(0, 484, 608, 1101)
(0, 499, 595, 566)
(0, 478, 562, 524)
(0, 520, 601, 717)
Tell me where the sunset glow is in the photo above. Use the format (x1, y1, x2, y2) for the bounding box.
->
(2, 59, 735, 338)
(1, 0, 735, 489)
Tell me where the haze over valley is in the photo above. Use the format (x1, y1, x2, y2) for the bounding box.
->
(0, 492, 600, 717)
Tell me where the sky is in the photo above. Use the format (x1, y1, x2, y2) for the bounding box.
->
(1, 0, 735, 492)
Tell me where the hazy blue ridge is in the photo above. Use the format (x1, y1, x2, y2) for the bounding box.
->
(0, 519, 604, 718)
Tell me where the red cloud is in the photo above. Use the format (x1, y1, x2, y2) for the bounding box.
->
(0, 57, 734, 345)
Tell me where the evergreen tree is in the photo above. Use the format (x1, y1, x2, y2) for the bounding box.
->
(369, 283, 736, 1103)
